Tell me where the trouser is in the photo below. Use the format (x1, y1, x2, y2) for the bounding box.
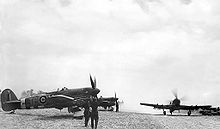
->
(85, 116, 90, 127)
(91, 116, 99, 129)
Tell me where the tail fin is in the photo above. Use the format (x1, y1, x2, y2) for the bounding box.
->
(1, 89, 20, 111)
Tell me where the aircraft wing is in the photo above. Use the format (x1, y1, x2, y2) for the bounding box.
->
(99, 101, 115, 106)
(140, 103, 212, 110)
(177, 105, 212, 110)
(49, 95, 90, 107)
(140, 103, 172, 109)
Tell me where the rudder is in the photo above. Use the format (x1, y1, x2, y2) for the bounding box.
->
(1, 89, 20, 111)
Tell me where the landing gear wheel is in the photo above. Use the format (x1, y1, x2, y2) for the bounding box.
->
(170, 111, 173, 115)
(188, 110, 191, 116)
(163, 111, 166, 115)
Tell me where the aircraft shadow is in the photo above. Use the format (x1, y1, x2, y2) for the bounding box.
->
(8, 112, 84, 120)
(99, 110, 114, 112)
(15, 112, 46, 117)
(151, 114, 202, 117)
(36, 114, 84, 120)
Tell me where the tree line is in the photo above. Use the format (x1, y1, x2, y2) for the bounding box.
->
(20, 89, 45, 99)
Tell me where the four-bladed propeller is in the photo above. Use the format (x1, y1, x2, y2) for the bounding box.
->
(115, 92, 117, 99)
(168, 89, 188, 106)
(172, 89, 178, 99)
(89, 74, 100, 98)
(171, 89, 187, 101)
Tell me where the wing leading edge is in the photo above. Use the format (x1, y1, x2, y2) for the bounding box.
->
(140, 103, 212, 110)
(140, 103, 172, 109)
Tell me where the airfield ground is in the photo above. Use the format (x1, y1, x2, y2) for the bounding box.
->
(0, 108, 220, 129)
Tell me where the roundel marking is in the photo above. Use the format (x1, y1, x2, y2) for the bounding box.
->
(39, 96, 46, 103)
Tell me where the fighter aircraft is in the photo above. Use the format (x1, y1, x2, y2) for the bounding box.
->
(199, 107, 220, 115)
(140, 91, 212, 116)
(1, 75, 100, 114)
(98, 92, 119, 112)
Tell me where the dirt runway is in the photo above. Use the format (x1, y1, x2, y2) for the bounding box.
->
(0, 109, 220, 129)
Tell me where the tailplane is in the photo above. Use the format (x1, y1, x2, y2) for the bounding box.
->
(1, 89, 20, 111)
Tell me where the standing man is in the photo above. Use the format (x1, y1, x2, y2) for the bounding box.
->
(116, 101, 119, 112)
(84, 101, 91, 127)
(90, 97, 99, 129)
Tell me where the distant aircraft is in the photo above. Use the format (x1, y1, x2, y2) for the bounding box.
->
(140, 91, 212, 116)
(98, 92, 119, 112)
(1, 75, 100, 114)
(199, 107, 220, 115)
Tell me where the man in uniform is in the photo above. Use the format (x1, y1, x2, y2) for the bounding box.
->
(84, 101, 91, 127)
(116, 100, 119, 112)
(90, 97, 99, 129)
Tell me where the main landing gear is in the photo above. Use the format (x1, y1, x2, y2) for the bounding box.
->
(187, 110, 191, 116)
(163, 109, 166, 115)
(170, 110, 173, 115)
(163, 111, 166, 115)
(163, 110, 192, 116)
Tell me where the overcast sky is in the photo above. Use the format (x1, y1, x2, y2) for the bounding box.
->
(1, 0, 220, 113)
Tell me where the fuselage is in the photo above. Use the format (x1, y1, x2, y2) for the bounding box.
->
(1, 87, 100, 111)
(98, 97, 118, 109)
(171, 98, 181, 106)
(22, 87, 100, 110)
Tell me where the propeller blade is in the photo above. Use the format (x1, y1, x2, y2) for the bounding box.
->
(180, 96, 187, 101)
(90, 74, 95, 89)
(115, 92, 116, 98)
(94, 95, 98, 98)
(172, 89, 178, 99)
(94, 77, 96, 89)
